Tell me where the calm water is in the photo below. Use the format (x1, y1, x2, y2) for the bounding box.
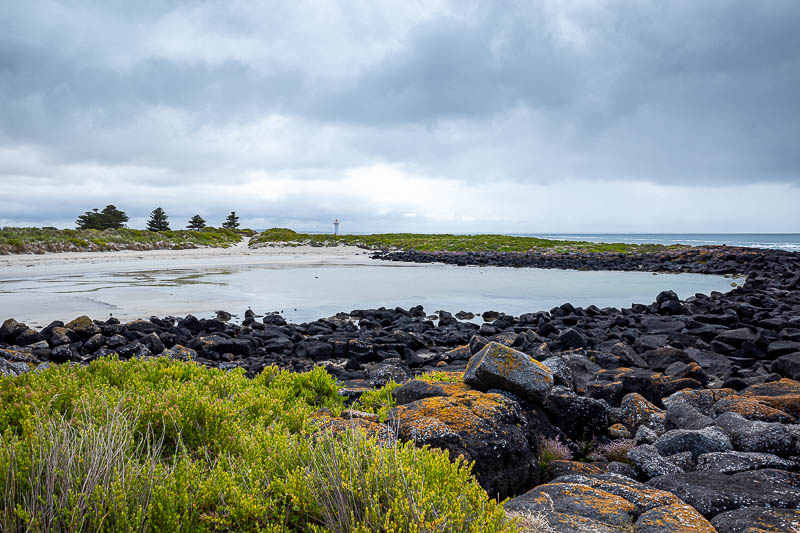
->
(515, 234, 800, 252)
(0, 260, 741, 327)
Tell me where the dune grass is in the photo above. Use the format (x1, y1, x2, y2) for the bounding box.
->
(249, 228, 681, 254)
(0, 356, 515, 532)
(0, 227, 248, 254)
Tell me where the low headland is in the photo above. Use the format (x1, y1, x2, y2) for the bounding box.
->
(0, 226, 252, 254)
(2, 229, 800, 531)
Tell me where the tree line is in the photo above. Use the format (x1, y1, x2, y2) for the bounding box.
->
(75, 205, 241, 231)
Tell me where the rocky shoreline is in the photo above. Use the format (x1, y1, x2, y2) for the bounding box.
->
(2, 245, 800, 531)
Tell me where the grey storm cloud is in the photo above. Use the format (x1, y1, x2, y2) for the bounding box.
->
(0, 1, 799, 231)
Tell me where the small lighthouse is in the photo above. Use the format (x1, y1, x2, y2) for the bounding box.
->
(333, 219, 340, 235)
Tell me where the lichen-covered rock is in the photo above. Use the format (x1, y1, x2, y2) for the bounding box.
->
(551, 473, 682, 515)
(64, 315, 100, 337)
(662, 388, 736, 415)
(505, 482, 636, 531)
(696, 451, 795, 474)
(628, 444, 683, 479)
(647, 469, 800, 518)
(712, 396, 796, 423)
(392, 379, 462, 405)
(620, 392, 665, 432)
(653, 426, 732, 459)
(710, 507, 800, 533)
(740, 378, 800, 418)
(634, 503, 716, 533)
(463, 341, 553, 404)
(389, 389, 535, 499)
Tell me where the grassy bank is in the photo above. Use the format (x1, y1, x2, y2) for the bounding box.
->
(250, 228, 681, 254)
(0, 227, 251, 254)
(0, 357, 513, 532)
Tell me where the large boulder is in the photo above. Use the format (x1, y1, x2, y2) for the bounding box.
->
(653, 426, 732, 459)
(628, 444, 684, 479)
(65, 315, 101, 337)
(389, 389, 536, 499)
(696, 451, 795, 474)
(647, 469, 800, 518)
(714, 411, 794, 455)
(463, 342, 553, 404)
(543, 386, 609, 441)
(711, 507, 800, 533)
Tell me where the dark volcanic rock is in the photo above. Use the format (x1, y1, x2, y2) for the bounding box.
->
(647, 469, 800, 518)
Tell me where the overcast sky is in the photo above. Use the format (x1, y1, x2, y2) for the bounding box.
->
(1, 1, 799, 233)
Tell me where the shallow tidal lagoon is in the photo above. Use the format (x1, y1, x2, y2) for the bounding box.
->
(0, 255, 741, 326)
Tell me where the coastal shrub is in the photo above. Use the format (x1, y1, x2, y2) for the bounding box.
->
(537, 438, 573, 468)
(0, 227, 243, 253)
(350, 379, 401, 421)
(0, 357, 514, 532)
(587, 439, 635, 464)
(249, 229, 681, 254)
(417, 370, 463, 383)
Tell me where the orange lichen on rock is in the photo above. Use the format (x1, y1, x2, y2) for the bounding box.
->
(510, 482, 636, 530)
(713, 396, 796, 423)
(740, 379, 800, 418)
(635, 503, 715, 532)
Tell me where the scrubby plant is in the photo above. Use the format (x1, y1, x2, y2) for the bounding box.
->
(249, 228, 682, 254)
(0, 357, 516, 532)
(587, 439, 636, 464)
(350, 379, 402, 422)
(506, 511, 556, 533)
(537, 438, 573, 468)
(417, 370, 463, 383)
(0, 227, 243, 254)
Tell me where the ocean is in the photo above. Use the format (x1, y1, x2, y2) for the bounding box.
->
(511, 234, 800, 252)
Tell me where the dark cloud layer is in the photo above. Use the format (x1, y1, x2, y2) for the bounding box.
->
(0, 1, 799, 231)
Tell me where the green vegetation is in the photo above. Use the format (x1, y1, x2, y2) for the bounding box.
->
(0, 227, 244, 254)
(250, 228, 683, 254)
(76, 205, 129, 230)
(351, 380, 402, 422)
(0, 357, 514, 532)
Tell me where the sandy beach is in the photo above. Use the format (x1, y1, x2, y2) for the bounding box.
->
(0, 240, 374, 276)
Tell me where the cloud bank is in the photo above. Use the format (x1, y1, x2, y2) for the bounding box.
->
(1, 1, 799, 232)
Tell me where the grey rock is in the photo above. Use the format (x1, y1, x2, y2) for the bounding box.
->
(714, 411, 794, 455)
(0, 358, 30, 376)
(696, 451, 796, 474)
(647, 469, 800, 518)
(635, 425, 658, 445)
(628, 444, 683, 478)
(664, 451, 695, 472)
(711, 507, 800, 533)
(664, 401, 714, 431)
(654, 426, 732, 459)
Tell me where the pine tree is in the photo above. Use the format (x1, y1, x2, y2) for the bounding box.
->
(76, 205, 129, 230)
(222, 211, 240, 229)
(187, 214, 206, 230)
(146, 207, 170, 231)
(99, 205, 129, 229)
(76, 208, 102, 229)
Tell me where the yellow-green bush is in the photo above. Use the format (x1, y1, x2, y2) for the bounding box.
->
(0, 357, 515, 532)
